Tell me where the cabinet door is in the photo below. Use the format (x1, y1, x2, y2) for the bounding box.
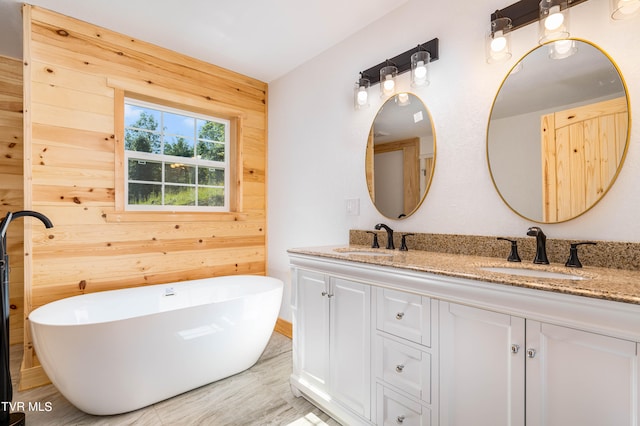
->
(526, 321, 638, 426)
(440, 302, 525, 426)
(296, 270, 330, 391)
(330, 277, 371, 418)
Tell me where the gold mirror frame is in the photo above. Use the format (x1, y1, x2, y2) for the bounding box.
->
(366, 93, 436, 219)
(487, 39, 631, 223)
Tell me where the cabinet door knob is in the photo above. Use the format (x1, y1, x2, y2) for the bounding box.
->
(396, 364, 405, 373)
(327, 293, 334, 298)
(395, 312, 405, 320)
(396, 415, 405, 424)
(527, 348, 537, 358)
(510, 344, 520, 354)
(321, 291, 328, 297)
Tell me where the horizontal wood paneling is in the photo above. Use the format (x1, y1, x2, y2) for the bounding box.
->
(0, 55, 24, 345)
(21, 5, 268, 387)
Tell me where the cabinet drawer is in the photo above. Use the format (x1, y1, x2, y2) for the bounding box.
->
(377, 384, 431, 426)
(377, 335, 431, 403)
(377, 288, 431, 346)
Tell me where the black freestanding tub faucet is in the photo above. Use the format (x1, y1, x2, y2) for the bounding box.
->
(0, 211, 53, 426)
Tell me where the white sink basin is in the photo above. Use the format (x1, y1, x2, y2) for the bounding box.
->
(480, 266, 586, 280)
(334, 250, 394, 257)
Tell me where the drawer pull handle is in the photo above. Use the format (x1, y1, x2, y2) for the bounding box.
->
(396, 364, 405, 373)
(395, 312, 405, 320)
(396, 415, 405, 424)
(511, 344, 520, 354)
(527, 348, 536, 358)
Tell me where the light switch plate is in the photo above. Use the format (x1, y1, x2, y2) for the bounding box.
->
(346, 198, 360, 216)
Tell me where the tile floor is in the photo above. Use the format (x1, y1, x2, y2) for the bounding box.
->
(10, 333, 340, 426)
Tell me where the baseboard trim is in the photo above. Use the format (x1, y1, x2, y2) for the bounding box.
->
(274, 317, 292, 338)
(19, 361, 50, 391)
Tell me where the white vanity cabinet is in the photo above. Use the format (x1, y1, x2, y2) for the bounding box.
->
(440, 301, 640, 426)
(292, 268, 372, 424)
(289, 250, 640, 426)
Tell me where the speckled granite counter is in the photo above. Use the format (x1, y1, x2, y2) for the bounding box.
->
(288, 245, 640, 305)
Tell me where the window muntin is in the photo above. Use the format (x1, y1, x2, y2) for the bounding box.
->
(124, 100, 230, 211)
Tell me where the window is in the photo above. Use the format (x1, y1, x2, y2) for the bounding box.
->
(124, 99, 230, 211)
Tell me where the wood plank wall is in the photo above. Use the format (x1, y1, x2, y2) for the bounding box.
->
(0, 55, 25, 345)
(21, 5, 268, 387)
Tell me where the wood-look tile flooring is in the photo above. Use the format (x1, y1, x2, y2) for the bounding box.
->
(10, 333, 340, 426)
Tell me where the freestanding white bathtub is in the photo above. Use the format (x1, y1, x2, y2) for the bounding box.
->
(29, 275, 283, 415)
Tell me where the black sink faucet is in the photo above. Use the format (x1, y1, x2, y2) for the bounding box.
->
(526, 226, 549, 264)
(374, 223, 395, 250)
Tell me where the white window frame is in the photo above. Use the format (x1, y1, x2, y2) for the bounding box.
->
(124, 98, 230, 212)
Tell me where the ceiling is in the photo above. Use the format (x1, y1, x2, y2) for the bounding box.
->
(0, 0, 408, 83)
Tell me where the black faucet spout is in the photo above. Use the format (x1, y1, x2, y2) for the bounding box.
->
(526, 226, 549, 264)
(11, 210, 54, 228)
(1, 210, 53, 240)
(374, 223, 395, 250)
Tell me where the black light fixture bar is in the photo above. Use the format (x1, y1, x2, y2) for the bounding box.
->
(490, 0, 589, 31)
(360, 38, 439, 85)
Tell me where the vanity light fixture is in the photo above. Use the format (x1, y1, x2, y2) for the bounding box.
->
(539, 0, 570, 43)
(487, 0, 588, 64)
(355, 38, 439, 107)
(487, 15, 513, 63)
(354, 74, 370, 109)
(611, 0, 640, 19)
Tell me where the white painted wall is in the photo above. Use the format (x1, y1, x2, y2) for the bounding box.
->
(268, 0, 640, 321)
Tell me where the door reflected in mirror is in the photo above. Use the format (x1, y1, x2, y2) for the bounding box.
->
(487, 39, 629, 223)
(366, 93, 435, 219)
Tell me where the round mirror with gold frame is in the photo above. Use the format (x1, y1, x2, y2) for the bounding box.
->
(487, 39, 630, 223)
(366, 93, 436, 219)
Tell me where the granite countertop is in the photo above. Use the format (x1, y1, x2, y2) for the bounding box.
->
(288, 245, 640, 305)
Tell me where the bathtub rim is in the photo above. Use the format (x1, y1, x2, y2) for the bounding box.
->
(28, 274, 284, 327)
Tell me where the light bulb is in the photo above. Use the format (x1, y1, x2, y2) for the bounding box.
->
(357, 87, 368, 106)
(491, 32, 507, 52)
(414, 61, 427, 79)
(545, 5, 565, 30)
(383, 75, 395, 93)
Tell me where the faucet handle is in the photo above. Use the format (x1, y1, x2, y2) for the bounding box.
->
(497, 237, 521, 262)
(399, 233, 415, 251)
(366, 231, 380, 248)
(565, 242, 597, 268)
